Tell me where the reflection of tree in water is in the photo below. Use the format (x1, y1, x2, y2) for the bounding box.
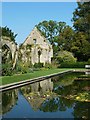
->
(73, 102, 89, 119)
(40, 97, 75, 112)
(52, 72, 84, 88)
(40, 96, 89, 119)
(54, 80, 90, 100)
(52, 72, 89, 99)
(1, 89, 18, 114)
(20, 72, 89, 118)
(39, 73, 89, 118)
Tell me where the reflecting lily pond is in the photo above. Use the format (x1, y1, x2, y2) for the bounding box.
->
(1, 72, 90, 119)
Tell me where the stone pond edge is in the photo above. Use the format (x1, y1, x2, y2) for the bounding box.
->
(0, 69, 87, 92)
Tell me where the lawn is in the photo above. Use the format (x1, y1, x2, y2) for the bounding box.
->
(0, 68, 86, 86)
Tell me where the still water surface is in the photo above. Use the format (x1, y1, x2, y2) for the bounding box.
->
(1, 72, 90, 119)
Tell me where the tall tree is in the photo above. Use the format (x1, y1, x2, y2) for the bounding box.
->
(72, 2, 90, 42)
(71, 32, 90, 61)
(36, 20, 66, 47)
(36, 20, 67, 57)
(72, 2, 90, 61)
(58, 26, 74, 51)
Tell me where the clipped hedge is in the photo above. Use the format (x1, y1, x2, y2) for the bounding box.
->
(59, 62, 88, 68)
(34, 62, 43, 68)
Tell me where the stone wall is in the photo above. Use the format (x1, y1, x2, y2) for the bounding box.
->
(1, 36, 18, 69)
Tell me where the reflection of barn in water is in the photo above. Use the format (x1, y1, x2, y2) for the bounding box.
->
(30, 78, 53, 93)
(1, 90, 18, 114)
(21, 79, 54, 111)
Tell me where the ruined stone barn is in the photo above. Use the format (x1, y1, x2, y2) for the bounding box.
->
(1, 36, 18, 69)
(20, 27, 53, 65)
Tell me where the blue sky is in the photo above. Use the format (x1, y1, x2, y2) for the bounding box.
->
(2, 2, 78, 44)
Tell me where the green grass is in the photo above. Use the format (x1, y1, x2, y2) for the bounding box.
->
(0, 68, 86, 86)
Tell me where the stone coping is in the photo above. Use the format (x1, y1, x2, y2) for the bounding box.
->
(0, 70, 72, 92)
